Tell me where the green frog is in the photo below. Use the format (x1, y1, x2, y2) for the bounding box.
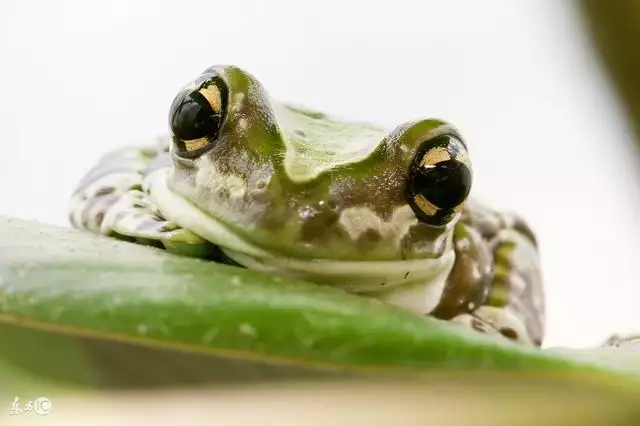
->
(69, 65, 545, 346)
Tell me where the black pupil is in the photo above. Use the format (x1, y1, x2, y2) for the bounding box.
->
(413, 159, 471, 210)
(170, 92, 220, 141)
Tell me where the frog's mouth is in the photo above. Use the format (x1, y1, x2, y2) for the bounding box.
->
(148, 168, 455, 298)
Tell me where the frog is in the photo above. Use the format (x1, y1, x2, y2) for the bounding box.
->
(69, 65, 545, 347)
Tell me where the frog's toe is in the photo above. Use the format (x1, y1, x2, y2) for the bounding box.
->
(110, 213, 212, 258)
(98, 191, 211, 258)
(160, 228, 214, 258)
(602, 333, 640, 347)
(450, 307, 534, 346)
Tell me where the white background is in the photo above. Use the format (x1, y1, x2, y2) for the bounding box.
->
(2, 0, 640, 348)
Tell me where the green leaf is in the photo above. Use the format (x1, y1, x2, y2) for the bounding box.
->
(0, 215, 639, 390)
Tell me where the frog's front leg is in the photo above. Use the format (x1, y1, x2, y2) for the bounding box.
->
(68, 136, 214, 258)
(431, 203, 545, 346)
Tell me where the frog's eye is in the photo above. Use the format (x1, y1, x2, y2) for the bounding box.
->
(169, 73, 228, 158)
(407, 134, 472, 226)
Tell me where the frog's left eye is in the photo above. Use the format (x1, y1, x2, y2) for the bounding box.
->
(407, 134, 472, 226)
(169, 73, 228, 158)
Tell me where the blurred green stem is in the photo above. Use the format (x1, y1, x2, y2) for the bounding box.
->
(580, 1, 640, 148)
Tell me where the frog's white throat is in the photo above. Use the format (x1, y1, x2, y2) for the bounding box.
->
(147, 168, 456, 315)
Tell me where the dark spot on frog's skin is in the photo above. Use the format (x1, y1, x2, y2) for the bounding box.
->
(404, 271, 410, 280)
(512, 218, 538, 247)
(294, 129, 306, 137)
(78, 192, 121, 230)
(499, 327, 519, 340)
(471, 318, 487, 333)
(218, 188, 230, 200)
(357, 229, 382, 246)
(300, 207, 340, 243)
(95, 187, 116, 197)
(326, 199, 339, 211)
(95, 211, 105, 227)
(129, 183, 143, 192)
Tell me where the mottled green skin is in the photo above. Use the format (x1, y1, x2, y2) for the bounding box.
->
(69, 65, 545, 346)
(169, 66, 454, 261)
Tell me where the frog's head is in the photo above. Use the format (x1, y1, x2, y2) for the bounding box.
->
(155, 65, 472, 287)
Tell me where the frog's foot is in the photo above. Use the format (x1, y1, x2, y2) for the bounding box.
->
(74, 185, 212, 257)
(602, 333, 640, 347)
(105, 190, 213, 258)
(69, 144, 213, 258)
(450, 307, 535, 346)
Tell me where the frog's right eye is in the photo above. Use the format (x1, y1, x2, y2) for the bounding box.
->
(407, 134, 473, 227)
(169, 73, 228, 158)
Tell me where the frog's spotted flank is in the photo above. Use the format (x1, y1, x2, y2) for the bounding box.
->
(68, 64, 544, 347)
